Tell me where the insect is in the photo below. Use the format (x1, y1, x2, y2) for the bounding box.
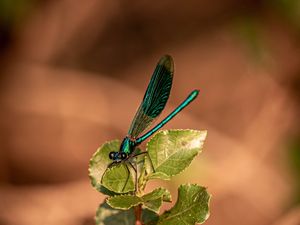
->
(108, 55, 199, 165)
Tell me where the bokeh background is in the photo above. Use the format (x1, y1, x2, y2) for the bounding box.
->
(1, 0, 300, 224)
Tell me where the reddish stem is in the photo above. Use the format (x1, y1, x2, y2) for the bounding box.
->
(134, 204, 142, 225)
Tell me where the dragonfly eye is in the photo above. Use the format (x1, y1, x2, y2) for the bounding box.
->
(120, 152, 127, 160)
(109, 152, 116, 160)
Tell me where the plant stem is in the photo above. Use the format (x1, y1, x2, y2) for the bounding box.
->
(134, 159, 143, 225)
(134, 204, 142, 225)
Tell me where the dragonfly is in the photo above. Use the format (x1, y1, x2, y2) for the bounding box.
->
(108, 55, 199, 166)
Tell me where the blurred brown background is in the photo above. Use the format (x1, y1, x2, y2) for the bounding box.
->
(1, 0, 300, 225)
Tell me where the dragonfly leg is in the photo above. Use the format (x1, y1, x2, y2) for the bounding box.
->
(122, 163, 131, 192)
(101, 161, 119, 184)
(126, 161, 138, 192)
(131, 151, 156, 173)
(107, 161, 118, 168)
(127, 161, 137, 173)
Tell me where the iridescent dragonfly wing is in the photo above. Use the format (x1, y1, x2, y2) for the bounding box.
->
(128, 55, 174, 138)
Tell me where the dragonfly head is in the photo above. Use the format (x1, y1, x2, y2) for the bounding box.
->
(109, 151, 127, 161)
(109, 137, 135, 161)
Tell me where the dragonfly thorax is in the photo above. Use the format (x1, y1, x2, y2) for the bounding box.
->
(120, 137, 135, 155)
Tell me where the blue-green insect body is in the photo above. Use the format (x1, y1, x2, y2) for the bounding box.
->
(135, 90, 199, 144)
(120, 137, 133, 154)
(108, 55, 199, 164)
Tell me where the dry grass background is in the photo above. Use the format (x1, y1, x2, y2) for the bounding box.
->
(0, 1, 300, 225)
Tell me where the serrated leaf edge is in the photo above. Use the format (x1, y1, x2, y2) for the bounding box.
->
(106, 187, 172, 212)
(106, 194, 142, 210)
(88, 139, 120, 190)
(143, 198, 163, 214)
(146, 130, 207, 179)
(158, 183, 211, 224)
(180, 183, 211, 224)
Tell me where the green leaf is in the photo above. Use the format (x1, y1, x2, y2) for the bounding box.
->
(157, 184, 211, 225)
(98, 186, 120, 197)
(89, 140, 135, 194)
(89, 140, 120, 192)
(143, 209, 160, 225)
(142, 188, 172, 203)
(107, 188, 171, 213)
(107, 195, 141, 210)
(145, 130, 207, 179)
(102, 163, 135, 193)
(146, 171, 171, 181)
(142, 188, 172, 213)
(96, 201, 134, 225)
(96, 201, 159, 225)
